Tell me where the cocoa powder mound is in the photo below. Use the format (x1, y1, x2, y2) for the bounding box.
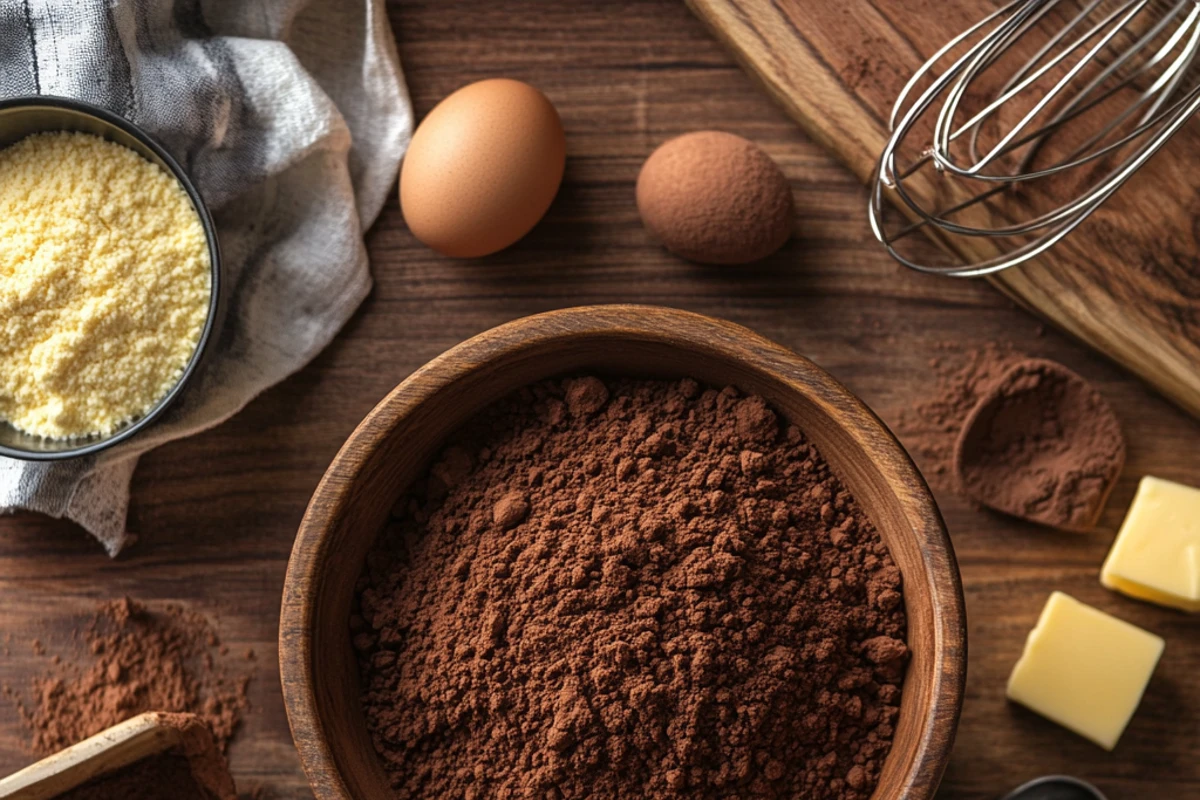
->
(955, 358, 1125, 530)
(6, 599, 251, 755)
(54, 754, 211, 800)
(355, 377, 908, 799)
(54, 713, 236, 800)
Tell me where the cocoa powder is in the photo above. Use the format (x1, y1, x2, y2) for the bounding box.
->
(897, 347, 1126, 529)
(895, 343, 1022, 483)
(955, 358, 1125, 530)
(53, 713, 237, 800)
(55, 754, 210, 800)
(5, 599, 251, 756)
(355, 377, 908, 799)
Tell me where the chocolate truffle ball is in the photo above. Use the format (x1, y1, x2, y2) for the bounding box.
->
(636, 131, 794, 265)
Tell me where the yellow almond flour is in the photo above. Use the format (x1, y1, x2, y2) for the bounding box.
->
(0, 132, 211, 440)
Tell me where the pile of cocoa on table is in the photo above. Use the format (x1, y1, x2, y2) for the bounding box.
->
(354, 376, 909, 800)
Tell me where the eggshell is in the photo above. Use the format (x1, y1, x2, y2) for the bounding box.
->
(636, 131, 793, 265)
(400, 79, 566, 258)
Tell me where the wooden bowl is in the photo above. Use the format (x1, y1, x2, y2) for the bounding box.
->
(281, 305, 966, 800)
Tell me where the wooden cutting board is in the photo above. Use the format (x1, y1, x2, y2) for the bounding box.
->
(687, 0, 1200, 419)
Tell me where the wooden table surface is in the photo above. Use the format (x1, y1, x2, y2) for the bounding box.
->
(2, 2, 1199, 798)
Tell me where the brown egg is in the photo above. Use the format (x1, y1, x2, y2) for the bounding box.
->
(637, 131, 793, 265)
(400, 79, 566, 258)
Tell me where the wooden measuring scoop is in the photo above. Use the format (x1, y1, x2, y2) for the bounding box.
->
(954, 358, 1125, 531)
(0, 712, 235, 800)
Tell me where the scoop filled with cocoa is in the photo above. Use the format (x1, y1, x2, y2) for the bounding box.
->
(353, 376, 909, 799)
(954, 358, 1125, 531)
(0, 712, 236, 800)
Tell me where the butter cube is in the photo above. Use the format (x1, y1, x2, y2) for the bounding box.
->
(1007, 592, 1164, 750)
(1101, 476, 1200, 611)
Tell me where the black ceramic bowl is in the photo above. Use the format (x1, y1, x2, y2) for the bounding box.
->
(0, 96, 221, 461)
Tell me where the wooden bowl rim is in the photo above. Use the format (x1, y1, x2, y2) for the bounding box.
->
(280, 304, 966, 799)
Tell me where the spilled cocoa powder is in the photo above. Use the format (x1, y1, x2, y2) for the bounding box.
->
(895, 343, 1022, 484)
(355, 377, 908, 799)
(53, 713, 237, 800)
(897, 347, 1125, 528)
(55, 754, 210, 800)
(955, 358, 1125, 530)
(4, 599, 252, 756)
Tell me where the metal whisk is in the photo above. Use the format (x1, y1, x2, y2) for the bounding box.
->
(869, 0, 1200, 277)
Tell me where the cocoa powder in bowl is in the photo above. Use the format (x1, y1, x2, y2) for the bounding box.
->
(355, 377, 908, 799)
(54, 755, 212, 800)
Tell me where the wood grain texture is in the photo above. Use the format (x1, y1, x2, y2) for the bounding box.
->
(1, 2, 1199, 798)
(686, 0, 1200, 420)
(281, 306, 964, 800)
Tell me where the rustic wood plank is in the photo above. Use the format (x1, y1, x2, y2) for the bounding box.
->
(1, 1, 1198, 798)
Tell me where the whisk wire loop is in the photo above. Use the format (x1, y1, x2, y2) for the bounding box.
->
(869, 0, 1200, 276)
